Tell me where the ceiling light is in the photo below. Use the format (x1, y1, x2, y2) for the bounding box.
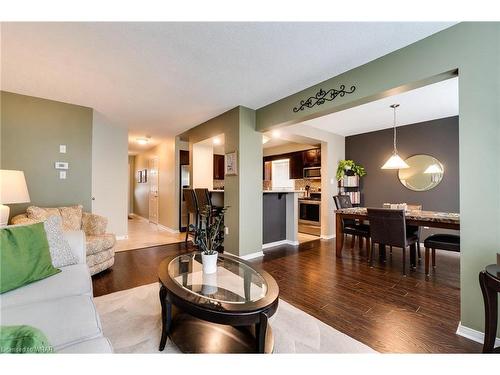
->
(213, 137, 221, 145)
(262, 136, 270, 144)
(272, 129, 281, 138)
(136, 137, 150, 145)
(381, 104, 409, 170)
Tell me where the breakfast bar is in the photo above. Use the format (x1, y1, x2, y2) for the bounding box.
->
(263, 191, 300, 247)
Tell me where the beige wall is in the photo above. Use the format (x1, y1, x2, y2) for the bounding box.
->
(91, 111, 128, 237)
(133, 138, 178, 231)
(1, 91, 93, 217)
(192, 142, 214, 190)
(263, 142, 318, 157)
(128, 155, 135, 214)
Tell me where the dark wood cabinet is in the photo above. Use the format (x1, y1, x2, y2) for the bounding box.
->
(262, 148, 320, 180)
(180, 150, 190, 165)
(289, 152, 304, 179)
(302, 148, 321, 167)
(213, 154, 225, 180)
(263, 161, 272, 181)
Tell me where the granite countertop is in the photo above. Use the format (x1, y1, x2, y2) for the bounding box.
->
(263, 190, 302, 193)
(335, 207, 460, 224)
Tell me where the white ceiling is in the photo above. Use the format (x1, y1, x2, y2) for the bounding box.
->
(302, 77, 458, 136)
(1, 22, 456, 148)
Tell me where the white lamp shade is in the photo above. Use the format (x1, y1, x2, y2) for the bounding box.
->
(0, 170, 31, 204)
(424, 164, 443, 174)
(381, 153, 410, 170)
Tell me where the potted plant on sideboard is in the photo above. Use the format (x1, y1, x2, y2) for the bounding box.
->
(336, 160, 366, 206)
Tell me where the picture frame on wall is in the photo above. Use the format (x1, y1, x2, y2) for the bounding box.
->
(225, 151, 238, 176)
(137, 170, 143, 183)
(143, 169, 148, 183)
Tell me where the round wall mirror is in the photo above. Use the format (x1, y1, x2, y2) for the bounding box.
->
(398, 154, 444, 192)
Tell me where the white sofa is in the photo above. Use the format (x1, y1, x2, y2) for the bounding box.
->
(0, 230, 113, 353)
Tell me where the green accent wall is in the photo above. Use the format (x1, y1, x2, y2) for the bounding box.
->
(255, 23, 500, 334)
(178, 106, 263, 257)
(1, 91, 93, 217)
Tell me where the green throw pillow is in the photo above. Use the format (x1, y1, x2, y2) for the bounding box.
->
(0, 325, 53, 353)
(0, 222, 61, 294)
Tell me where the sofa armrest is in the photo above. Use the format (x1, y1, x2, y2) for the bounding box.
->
(63, 230, 87, 265)
(82, 212, 108, 235)
(10, 214, 39, 226)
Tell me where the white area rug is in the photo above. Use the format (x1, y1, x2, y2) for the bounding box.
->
(94, 283, 376, 353)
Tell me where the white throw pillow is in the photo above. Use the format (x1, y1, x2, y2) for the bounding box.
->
(43, 215, 77, 268)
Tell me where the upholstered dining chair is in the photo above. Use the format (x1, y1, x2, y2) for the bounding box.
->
(367, 208, 419, 276)
(423, 234, 460, 276)
(387, 204, 422, 263)
(333, 195, 370, 252)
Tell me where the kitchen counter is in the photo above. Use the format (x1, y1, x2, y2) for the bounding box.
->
(263, 190, 302, 194)
(262, 191, 299, 247)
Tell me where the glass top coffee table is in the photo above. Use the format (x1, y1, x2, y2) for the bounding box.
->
(158, 252, 279, 353)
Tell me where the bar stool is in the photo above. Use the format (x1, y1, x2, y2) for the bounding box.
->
(423, 234, 460, 276)
(183, 188, 199, 244)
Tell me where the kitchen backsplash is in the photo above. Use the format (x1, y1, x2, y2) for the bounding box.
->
(213, 180, 224, 190)
(263, 178, 321, 191)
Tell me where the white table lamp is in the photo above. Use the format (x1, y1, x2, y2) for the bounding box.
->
(0, 170, 31, 226)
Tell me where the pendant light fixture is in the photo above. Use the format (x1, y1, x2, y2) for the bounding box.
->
(381, 104, 409, 170)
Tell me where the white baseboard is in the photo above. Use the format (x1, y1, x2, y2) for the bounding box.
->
(239, 251, 264, 260)
(157, 224, 180, 234)
(116, 235, 129, 240)
(320, 234, 335, 240)
(456, 322, 500, 346)
(262, 239, 299, 249)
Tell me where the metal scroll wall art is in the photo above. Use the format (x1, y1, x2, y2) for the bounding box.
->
(293, 85, 356, 112)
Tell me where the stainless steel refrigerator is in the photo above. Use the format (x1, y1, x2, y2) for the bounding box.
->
(179, 165, 190, 231)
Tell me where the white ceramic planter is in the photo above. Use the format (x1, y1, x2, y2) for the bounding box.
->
(201, 252, 218, 274)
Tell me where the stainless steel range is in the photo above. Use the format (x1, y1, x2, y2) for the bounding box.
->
(298, 192, 321, 236)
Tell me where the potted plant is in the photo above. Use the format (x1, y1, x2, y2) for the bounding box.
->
(336, 160, 366, 181)
(190, 205, 228, 274)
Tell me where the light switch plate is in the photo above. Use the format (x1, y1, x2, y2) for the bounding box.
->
(59, 145, 67, 153)
(55, 162, 69, 170)
(59, 171, 66, 179)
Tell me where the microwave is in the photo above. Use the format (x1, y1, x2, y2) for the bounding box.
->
(303, 167, 321, 179)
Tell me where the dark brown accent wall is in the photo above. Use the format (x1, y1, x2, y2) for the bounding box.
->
(345, 116, 459, 214)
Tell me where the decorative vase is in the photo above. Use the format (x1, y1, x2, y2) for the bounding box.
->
(201, 272, 218, 295)
(201, 251, 218, 274)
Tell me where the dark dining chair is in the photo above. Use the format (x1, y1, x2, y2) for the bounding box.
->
(183, 188, 199, 244)
(387, 204, 422, 262)
(333, 195, 370, 252)
(367, 208, 419, 276)
(423, 234, 460, 276)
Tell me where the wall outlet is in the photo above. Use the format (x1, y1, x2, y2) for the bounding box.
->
(59, 171, 67, 180)
(224, 226, 229, 235)
(55, 162, 69, 170)
(59, 144, 67, 153)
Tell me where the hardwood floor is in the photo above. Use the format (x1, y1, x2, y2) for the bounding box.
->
(92, 238, 481, 353)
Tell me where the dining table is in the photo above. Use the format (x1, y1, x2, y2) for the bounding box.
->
(335, 207, 460, 263)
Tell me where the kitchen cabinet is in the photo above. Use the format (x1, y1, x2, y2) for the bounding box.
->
(213, 154, 225, 180)
(180, 150, 189, 165)
(263, 161, 272, 181)
(289, 152, 304, 179)
(302, 148, 321, 167)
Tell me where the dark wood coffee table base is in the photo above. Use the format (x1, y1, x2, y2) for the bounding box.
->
(167, 311, 274, 353)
